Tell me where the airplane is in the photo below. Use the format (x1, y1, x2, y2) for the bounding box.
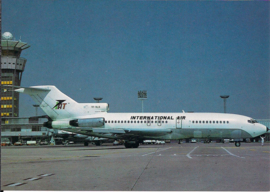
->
(13, 85, 268, 148)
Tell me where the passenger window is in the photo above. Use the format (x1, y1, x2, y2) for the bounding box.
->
(131, 121, 133, 123)
(118, 121, 120, 123)
(138, 121, 140, 123)
(213, 121, 215, 124)
(203, 121, 205, 123)
(223, 121, 225, 124)
(206, 121, 208, 123)
(196, 121, 198, 123)
(199, 121, 201, 123)
(166, 121, 168, 123)
(227, 121, 229, 124)
(124, 121, 126, 123)
(115, 121, 117, 123)
(216, 121, 218, 124)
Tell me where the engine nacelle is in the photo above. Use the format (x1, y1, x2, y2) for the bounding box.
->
(43, 120, 70, 129)
(69, 118, 104, 127)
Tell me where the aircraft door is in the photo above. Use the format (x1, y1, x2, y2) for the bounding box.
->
(176, 116, 186, 129)
(176, 118, 182, 129)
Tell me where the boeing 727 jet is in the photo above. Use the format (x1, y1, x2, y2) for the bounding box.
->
(14, 85, 268, 148)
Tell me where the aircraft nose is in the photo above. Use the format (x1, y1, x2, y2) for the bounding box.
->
(267, 127, 269, 132)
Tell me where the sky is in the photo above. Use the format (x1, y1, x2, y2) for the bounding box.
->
(2, 0, 270, 119)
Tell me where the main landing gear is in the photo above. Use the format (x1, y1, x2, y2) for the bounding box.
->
(204, 139, 211, 144)
(84, 141, 101, 146)
(124, 141, 139, 148)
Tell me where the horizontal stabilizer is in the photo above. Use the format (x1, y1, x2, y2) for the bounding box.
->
(1, 123, 44, 127)
(15, 87, 51, 93)
(2, 85, 51, 92)
(1, 115, 49, 119)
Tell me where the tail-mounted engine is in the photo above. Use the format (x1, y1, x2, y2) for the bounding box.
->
(69, 117, 104, 127)
(43, 117, 105, 128)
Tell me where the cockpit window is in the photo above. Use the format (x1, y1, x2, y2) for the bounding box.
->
(248, 119, 258, 124)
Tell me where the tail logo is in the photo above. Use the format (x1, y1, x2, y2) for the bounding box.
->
(53, 100, 67, 109)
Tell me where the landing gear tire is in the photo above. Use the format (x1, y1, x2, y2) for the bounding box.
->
(133, 142, 139, 148)
(124, 141, 139, 148)
(124, 142, 132, 148)
(84, 141, 89, 146)
(95, 141, 101, 146)
(235, 141, 241, 147)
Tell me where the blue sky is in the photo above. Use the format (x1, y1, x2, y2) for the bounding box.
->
(2, 0, 269, 119)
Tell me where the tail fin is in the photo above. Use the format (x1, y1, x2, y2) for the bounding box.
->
(16, 86, 79, 120)
(16, 85, 109, 120)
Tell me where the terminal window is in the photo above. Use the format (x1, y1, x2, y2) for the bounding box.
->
(11, 128, 21, 132)
(1, 81, 13, 85)
(32, 126, 41, 131)
(1, 105, 12, 108)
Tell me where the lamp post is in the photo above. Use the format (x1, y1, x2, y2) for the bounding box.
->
(33, 105, 39, 116)
(94, 98, 103, 103)
(220, 95, 229, 113)
(138, 90, 147, 113)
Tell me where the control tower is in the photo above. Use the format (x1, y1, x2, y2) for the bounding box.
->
(1, 32, 30, 117)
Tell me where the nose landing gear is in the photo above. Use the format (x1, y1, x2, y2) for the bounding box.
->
(235, 141, 241, 147)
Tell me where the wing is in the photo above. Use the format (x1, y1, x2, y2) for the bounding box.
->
(92, 127, 172, 140)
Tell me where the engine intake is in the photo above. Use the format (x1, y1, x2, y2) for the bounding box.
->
(43, 121, 52, 128)
(70, 117, 104, 127)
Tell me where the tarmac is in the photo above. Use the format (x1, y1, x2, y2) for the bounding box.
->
(1, 141, 269, 191)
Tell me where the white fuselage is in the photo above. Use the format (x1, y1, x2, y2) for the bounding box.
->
(15, 85, 267, 141)
(64, 112, 266, 140)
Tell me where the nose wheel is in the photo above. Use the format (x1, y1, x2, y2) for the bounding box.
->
(235, 141, 241, 147)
